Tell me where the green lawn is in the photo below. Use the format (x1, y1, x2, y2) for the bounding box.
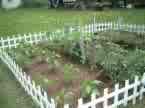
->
(0, 62, 38, 108)
(0, 8, 145, 36)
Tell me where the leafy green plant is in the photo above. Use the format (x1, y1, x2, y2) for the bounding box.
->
(80, 32, 145, 83)
(81, 80, 104, 98)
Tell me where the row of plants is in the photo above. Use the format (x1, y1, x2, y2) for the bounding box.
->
(47, 30, 145, 83)
(81, 31, 145, 82)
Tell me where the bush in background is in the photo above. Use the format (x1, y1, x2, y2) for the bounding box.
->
(22, 0, 48, 7)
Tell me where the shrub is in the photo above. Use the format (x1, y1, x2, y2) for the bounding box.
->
(81, 80, 104, 98)
(22, 0, 48, 7)
(84, 32, 145, 83)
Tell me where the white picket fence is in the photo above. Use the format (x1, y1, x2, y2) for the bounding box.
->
(0, 22, 145, 108)
(0, 49, 55, 108)
(0, 22, 145, 49)
(73, 76, 145, 108)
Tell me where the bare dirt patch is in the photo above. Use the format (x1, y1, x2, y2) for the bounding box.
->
(23, 51, 113, 107)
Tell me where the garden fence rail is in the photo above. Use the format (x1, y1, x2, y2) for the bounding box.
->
(0, 49, 55, 108)
(0, 22, 145, 49)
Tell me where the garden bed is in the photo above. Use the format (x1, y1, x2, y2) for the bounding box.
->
(7, 30, 145, 107)
(7, 42, 111, 107)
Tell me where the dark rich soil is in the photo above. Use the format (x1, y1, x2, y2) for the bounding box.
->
(23, 49, 113, 107)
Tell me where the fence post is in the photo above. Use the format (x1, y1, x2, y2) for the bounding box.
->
(140, 85, 144, 100)
(114, 84, 119, 107)
(91, 93, 96, 108)
(79, 30, 86, 64)
(124, 80, 129, 106)
(51, 98, 56, 108)
(1, 37, 4, 49)
(143, 25, 145, 33)
(13, 35, 17, 48)
(37, 85, 44, 108)
(114, 22, 116, 31)
(134, 24, 137, 33)
(8, 37, 11, 49)
(34, 32, 38, 43)
(130, 24, 133, 32)
(84, 25, 87, 33)
(140, 73, 145, 100)
(103, 88, 108, 108)
(17, 34, 21, 43)
(133, 76, 139, 104)
(43, 91, 50, 108)
(24, 33, 27, 42)
(93, 17, 96, 33)
(29, 33, 33, 44)
(64, 104, 69, 108)
(78, 98, 83, 108)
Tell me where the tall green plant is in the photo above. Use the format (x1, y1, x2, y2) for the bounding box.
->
(81, 80, 104, 98)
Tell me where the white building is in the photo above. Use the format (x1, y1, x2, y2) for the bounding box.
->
(1, 0, 22, 9)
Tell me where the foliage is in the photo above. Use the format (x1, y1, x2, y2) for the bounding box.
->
(83, 31, 145, 83)
(22, 0, 48, 7)
(98, 31, 145, 49)
(45, 51, 61, 70)
(63, 64, 77, 84)
(81, 80, 104, 98)
(122, 49, 145, 80)
(47, 31, 84, 62)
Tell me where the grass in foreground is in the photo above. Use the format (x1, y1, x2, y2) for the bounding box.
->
(0, 62, 38, 108)
(0, 8, 145, 36)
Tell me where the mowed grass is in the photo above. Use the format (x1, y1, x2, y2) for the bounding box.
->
(0, 63, 38, 108)
(0, 8, 145, 36)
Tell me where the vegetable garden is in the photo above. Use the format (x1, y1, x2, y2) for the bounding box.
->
(1, 21, 145, 108)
